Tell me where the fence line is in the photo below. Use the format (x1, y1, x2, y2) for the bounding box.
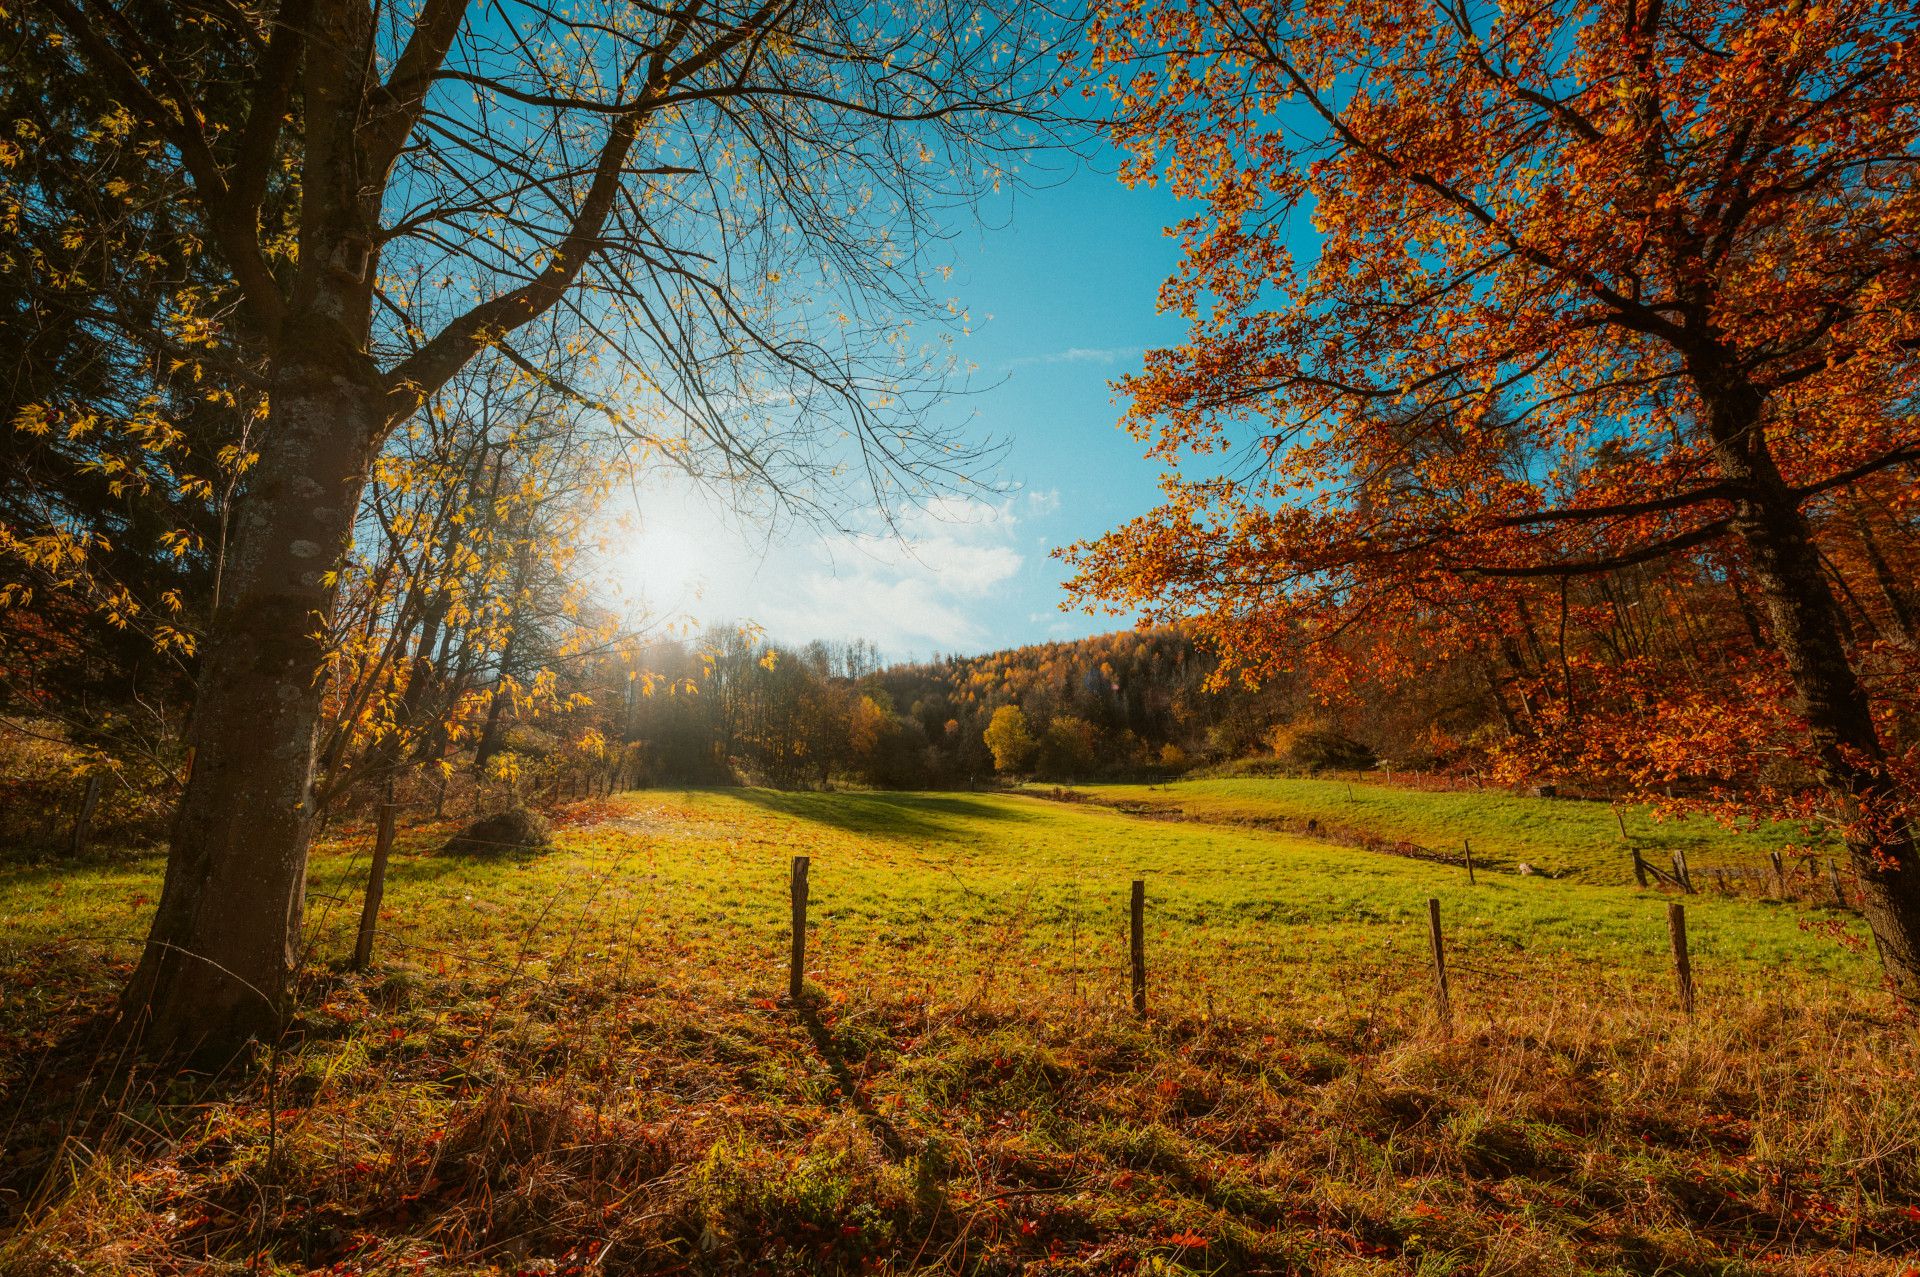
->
(769, 863, 1894, 1030)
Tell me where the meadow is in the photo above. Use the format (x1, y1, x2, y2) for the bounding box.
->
(1, 785, 1914, 1275)
(1040, 777, 1833, 886)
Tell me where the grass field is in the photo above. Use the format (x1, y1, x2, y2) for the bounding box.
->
(2, 788, 1914, 1275)
(1041, 777, 1835, 886)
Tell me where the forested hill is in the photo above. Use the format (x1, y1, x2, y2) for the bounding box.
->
(868, 628, 1285, 780)
(610, 621, 1484, 792)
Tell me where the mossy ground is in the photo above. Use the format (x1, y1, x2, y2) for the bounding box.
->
(0, 788, 1912, 1275)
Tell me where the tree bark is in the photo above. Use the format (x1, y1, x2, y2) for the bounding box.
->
(1700, 367, 1920, 1000)
(121, 347, 381, 1052)
(351, 775, 399, 972)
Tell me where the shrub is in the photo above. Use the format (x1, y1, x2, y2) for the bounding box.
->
(442, 806, 552, 856)
(1288, 729, 1376, 772)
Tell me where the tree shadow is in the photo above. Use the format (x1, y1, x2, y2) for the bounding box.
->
(0, 986, 337, 1237)
(722, 789, 1036, 844)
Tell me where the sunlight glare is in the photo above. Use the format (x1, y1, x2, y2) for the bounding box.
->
(614, 510, 713, 616)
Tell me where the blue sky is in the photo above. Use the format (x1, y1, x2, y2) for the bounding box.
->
(608, 154, 1194, 661)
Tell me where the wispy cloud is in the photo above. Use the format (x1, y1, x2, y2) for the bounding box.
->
(753, 496, 1027, 655)
(1007, 345, 1143, 370)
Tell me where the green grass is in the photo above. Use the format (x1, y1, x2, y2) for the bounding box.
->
(0, 789, 1910, 1276)
(6, 788, 1857, 1009)
(1043, 776, 1833, 885)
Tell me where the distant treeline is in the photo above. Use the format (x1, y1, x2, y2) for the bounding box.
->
(592, 624, 1484, 790)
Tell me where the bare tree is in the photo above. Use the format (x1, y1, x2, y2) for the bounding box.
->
(38, 0, 1075, 1051)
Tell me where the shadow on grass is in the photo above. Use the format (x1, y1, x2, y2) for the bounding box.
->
(723, 788, 1036, 843)
(793, 996, 912, 1161)
(0, 846, 164, 892)
(305, 820, 576, 895)
(0, 959, 378, 1239)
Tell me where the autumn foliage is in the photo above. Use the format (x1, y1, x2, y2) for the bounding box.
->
(1069, 0, 1920, 989)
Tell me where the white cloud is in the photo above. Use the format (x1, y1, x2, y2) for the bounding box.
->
(1007, 345, 1142, 369)
(607, 485, 1035, 657)
(1025, 488, 1062, 516)
(764, 496, 1025, 652)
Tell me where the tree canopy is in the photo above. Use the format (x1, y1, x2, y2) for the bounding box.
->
(1068, 0, 1920, 994)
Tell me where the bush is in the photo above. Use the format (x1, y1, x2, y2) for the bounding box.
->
(442, 806, 552, 856)
(1286, 729, 1376, 773)
(1253, 720, 1379, 774)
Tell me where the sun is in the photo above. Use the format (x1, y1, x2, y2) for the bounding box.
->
(611, 509, 712, 614)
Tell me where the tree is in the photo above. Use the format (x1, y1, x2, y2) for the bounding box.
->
(1071, 0, 1920, 992)
(38, 0, 1071, 1050)
(1038, 713, 1098, 778)
(984, 704, 1038, 774)
(1, 7, 264, 772)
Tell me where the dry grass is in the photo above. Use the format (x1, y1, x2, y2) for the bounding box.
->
(1, 790, 1914, 1275)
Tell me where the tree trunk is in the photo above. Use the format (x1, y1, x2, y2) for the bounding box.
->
(67, 772, 103, 857)
(1702, 371, 1920, 1000)
(472, 676, 515, 772)
(1481, 657, 1521, 737)
(351, 775, 399, 972)
(121, 351, 380, 1053)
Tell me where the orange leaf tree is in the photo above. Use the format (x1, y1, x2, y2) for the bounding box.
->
(1069, 0, 1920, 992)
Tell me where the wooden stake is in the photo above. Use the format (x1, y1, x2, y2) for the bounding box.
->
(1613, 802, 1629, 840)
(1462, 838, 1476, 885)
(1671, 849, 1695, 894)
(1631, 847, 1649, 888)
(1426, 897, 1451, 1030)
(1769, 850, 1785, 898)
(1129, 879, 1147, 1017)
(1667, 902, 1694, 1016)
(789, 855, 810, 1002)
(1827, 859, 1847, 908)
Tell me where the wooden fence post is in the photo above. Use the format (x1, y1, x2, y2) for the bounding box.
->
(1769, 850, 1785, 899)
(1462, 838, 1476, 885)
(1631, 847, 1649, 888)
(67, 773, 103, 857)
(1671, 849, 1695, 894)
(1667, 902, 1694, 1016)
(1129, 879, 1147, 1017)
(1827, 859, 1847, 908)
(789, 855, 810, 1002)
(1426, 897, 1452, 1030)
